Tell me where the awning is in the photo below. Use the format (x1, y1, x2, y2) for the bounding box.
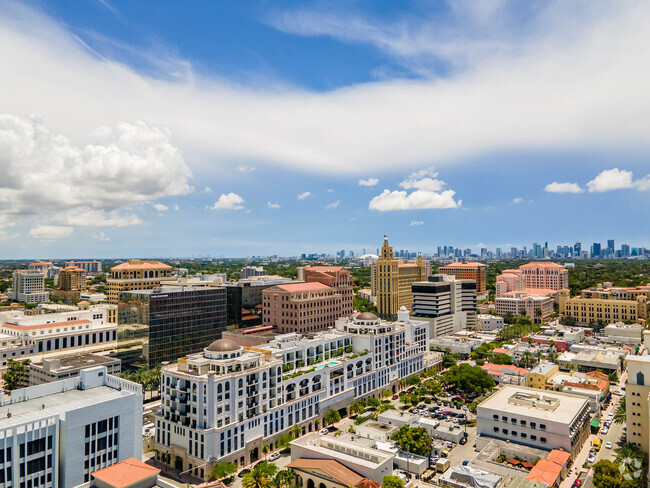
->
(591, 420, 600, 428)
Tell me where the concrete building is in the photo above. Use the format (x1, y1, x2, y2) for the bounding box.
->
(223, 276, 296, 326)
(118, 286, 227, 367)
(482, 363, 529, 385)
(495, 293, 553, 323)
(28, 353, 121, 385)
(28, 262, 54, 274)
(524, 325, 585, 352)
(154, 312, 429, 473)
(66, 261, 102, 274)
(262, 267, 352, 334)
(10, 269, 48, 304)
(411, 274, 477, 337)
(430, 336, 484, 358)
(0, 366, 142, 488)
(557, 347, 625, 375)
(372, 238, 429, 318)
(603, 322, 644, 344)
(526, 362, 560, 389)
(476, 385, 591, 460)
(240, 266, 266, 279)
(626, 355, 650, 457)
(438, 262, 487, 296)
(477, 314, 505, 331)
(519, 263, 569, 291)
(59, 266, 87, 292)
(495, 269, 525, 298)
(0, 304, 118, 369)
(106, 261, 173, 304)
(558, 288, 649, 326)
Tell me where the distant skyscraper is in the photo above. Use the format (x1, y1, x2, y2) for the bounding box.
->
(622, 244, 630, 256)
(591, 242, 601, 258)
(607, 239, 615, 254)
(574, 242, 581, 257)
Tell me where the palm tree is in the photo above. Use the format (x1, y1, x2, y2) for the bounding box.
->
(520, 352, 534, 368)
(262, 444, 269, 460)
(273, 470, 296, 488)
(614, 397, 626, 424)
(616, 443, 643, 481)
(348, 400, 365, 415)
(536, 350, 543, 365)
(324, 409, 341, 427)
(314, 418, 320, 430)
(291, 424, 303, 438)
(242, 462, 278, 488)
(381, 389, 393, 398)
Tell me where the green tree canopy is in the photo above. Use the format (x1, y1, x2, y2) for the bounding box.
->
(441, 363, 495, 396)
(324, 409, 341, 426)
(242, 462, 278, 488)
(381, 475, 404, 488)
(210, 462, 237, 480)
(390, 425, 432, 456)
(2, 358, 30, 391)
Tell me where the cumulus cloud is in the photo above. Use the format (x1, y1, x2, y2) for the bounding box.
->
(267, 201, 280, 209)
(209, 193, 245, 210)
(369, 168, 461, 211)
(236, 165, 256, 173)
(544, 182, 584, 194)
(204, 186, 212, 193)
(0, 114, 192, 238)
(512, 197, 524, 204)
(174, 204, 179, 211)
(359, 178, 379, 187)
(325, 200, 340, 209)
(410, 221, 424, 226)
(297, 191, 312, 200)
(587, 168, 635, 192)
(92, 232, 109, 241)
(29, 225, 73, 240)
(153, 203, 168, 212)
(0, 2, 649, 176)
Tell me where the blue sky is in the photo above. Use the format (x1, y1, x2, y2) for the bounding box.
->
(0, 0, 649, 258)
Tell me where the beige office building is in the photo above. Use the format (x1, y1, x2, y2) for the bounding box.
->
(106, 260, 173, 304)
(59, 266, 87, 291)
(626, 355, 650, 457)
(558, 289, 649, 326)
(438, 262, 487, 296)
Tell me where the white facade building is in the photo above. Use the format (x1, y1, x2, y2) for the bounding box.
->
(155, 312, 429, 474)
(65, 261, 102, 274)
(495, 293, 553, 324)
(10, 270, 48, 304)
(477, 315, 505, 331)
(0, 305, 117, 369)
(0, 367, 141, 488)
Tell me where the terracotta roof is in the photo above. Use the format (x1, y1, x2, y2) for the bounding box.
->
(586, 371, 609, 380)
(272, 282, 332, 293)
(355, 479, 381, 488)
(306, 266, 345, 272)
(546, 449, 571, 466)
(287, 459, 364, 487)
(439, 262, 485, 269)
(526, 460, 562, 486)
(111, 261, 172, 270)
(2, 319, 91, 331)
(492, 348, 508, 354)
(520, 262, 565, 268)
(521, 462, 534, 469)
(92, 458, 159, 488)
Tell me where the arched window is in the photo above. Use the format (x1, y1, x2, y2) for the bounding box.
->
(638, 371, 645, 386)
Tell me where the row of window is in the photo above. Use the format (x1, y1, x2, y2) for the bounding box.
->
(493, 427, 547, 442)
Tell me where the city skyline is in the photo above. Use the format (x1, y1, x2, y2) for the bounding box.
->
(1, 1, 649, 258)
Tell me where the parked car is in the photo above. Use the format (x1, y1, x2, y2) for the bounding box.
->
(392, 395, 399, 400)
(269, 452, 280, 461)
(572, 479, 581, 488)
(605, 442, 613, 449)
(459, 437, 467, 445)
(455, 404, 462, 410)
(238, 469, 251, 478)
(320, 428, 329, 435)
(437, 401, 443, 406)
(588, 455, 596, 464)
(601, 427, 609, 435)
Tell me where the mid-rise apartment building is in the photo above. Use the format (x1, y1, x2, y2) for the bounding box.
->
(28, 262, 53, 274)
(0, 366, 142, 488)
(240, 266, 266, 279)
(0, 304, 118, 368)
(495, 293, 553, 323)
(558, 289, 649, 326)
(65, 260, 102, 274)
(262, 267, 352, 333)
(438, 262, 487, 296)
(411, 274, 477, 337)
(372, 238, 429, 318)
(10, 270, 48, 304)
(519, 263, 569, 291)
(106, 260, 173, 304)
(154, 311, 429, 474)
(58, 266, 87, 292)
(476, 385, 591, 460)
(118, 286, 227, 367)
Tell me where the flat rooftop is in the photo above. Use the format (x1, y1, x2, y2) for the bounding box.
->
(478, 385, 588, 423)
(32, 353, 120, 372)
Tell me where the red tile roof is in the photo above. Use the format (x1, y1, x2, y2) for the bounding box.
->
(306, 266, 345, 272)
(288, 459, 363, 487)
(520, 262, 565, 268)
(527, 460, 562, 486)
(273, 282, 332, 293)
(546, 449, 571, 466)
(111, 261, 171, 270)
(92, 458, 159, 488)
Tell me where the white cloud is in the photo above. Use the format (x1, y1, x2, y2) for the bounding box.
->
(325, 200, 340, 209)
(369, 168, 461, 211)
(204, 186, 212, 193)
(29, 224, 73, 240)
(586, 168, 635, 192)
(359, 178, 379, 187)
(267, 201, 280, 209)
(0, 114, 191, 238)
(297, 191, 312, 200)
(236, 165, 256, 173)
(327, 188, 334, 193)
(174, 203, 179, 211)
(0, 2, 649, 177)
(209, 193, 245, 210)
(92, 232, 109, 241)
(410, 221, 424, 226)
(544, 182, 584, 194)
(153, 203, 168, 212)
(636, 175, 650, 191)
(512, 197, 524, 204)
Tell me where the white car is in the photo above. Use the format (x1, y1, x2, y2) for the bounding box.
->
(588, 455, 596, 464)
(320, 428, 329, 435)
(601, 427, 609, 435)
(613, 390, 623, 396)
(605, 442, 613, 449)
(269, 452, 280, 461)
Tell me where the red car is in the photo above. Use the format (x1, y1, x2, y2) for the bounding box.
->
(392, 395, 399, 400)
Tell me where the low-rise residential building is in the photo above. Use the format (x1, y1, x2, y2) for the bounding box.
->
(495, 293, 553, 324)
(28, 353, 121, 385)
(476, 385, 591, 460)
(477, 314, 505, 331)
(154, 312, 429, 473)
(411, 274, 477, 337)
(482, 363, 529, 385)
(0, 366, 142, 488)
